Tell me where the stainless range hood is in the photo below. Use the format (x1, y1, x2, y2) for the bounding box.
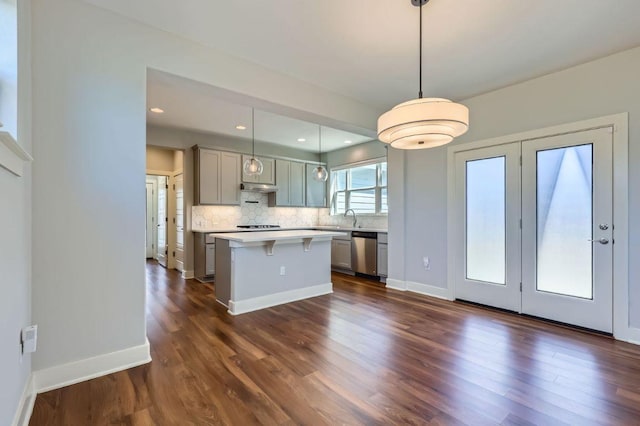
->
(240, 183, 278, 193)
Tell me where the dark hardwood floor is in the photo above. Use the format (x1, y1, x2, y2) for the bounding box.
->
(30, 261, 640, 425)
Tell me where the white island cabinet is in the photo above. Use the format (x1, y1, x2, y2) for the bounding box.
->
(212, 230, 345, 315)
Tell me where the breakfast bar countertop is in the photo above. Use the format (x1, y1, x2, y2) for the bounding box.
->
(210, 229, 346, 243)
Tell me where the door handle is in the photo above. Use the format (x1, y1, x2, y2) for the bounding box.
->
(588, 238, 609, 245)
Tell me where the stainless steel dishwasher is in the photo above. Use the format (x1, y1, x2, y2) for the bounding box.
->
(351, 231, 377, 276)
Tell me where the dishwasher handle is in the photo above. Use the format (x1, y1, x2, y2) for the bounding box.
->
(351, 231, 377, 239)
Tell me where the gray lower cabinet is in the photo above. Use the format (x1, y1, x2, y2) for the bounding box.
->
(269, 159, 305, 207)
(195, 233, 216, 281)
(205, 243, 215, 276)
(306, 163, 327, 207)
(331, 240, 352, 270)
(377, 233, 388, 277)
(331, 231, 352, 271)
(194, 147, 241, 205)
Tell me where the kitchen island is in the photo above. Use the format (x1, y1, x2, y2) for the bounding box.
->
(212, 230, 345, 315)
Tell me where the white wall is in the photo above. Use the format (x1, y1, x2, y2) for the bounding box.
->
(392, 46, 640, 328)
(1, 0, 32, 423)
(30, 0, 380, 374)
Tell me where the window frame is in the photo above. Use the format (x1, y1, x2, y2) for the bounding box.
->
(330, 157, 387, 216)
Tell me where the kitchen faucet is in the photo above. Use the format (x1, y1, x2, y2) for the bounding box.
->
(344, 209, 358, 228)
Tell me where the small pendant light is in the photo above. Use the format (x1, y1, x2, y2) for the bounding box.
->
(243, 108, 264, 176)
(313, 125, 328, 182)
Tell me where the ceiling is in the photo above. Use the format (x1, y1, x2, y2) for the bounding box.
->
(146, 71, 373, 152)
(90, 0, 640, 150)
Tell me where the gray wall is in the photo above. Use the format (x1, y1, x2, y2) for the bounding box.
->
(30, 0, 378, 373)
(1, 0, 32, 422)
(325, 139, 386, 169)
(390, 46, 640, 328)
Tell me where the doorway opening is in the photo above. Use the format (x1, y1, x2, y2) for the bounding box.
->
(146, 146, 185, 273)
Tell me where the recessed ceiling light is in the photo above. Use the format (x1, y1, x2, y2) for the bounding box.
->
(235, 125, 247, 130)
(149, 107, 164, 114)
(297, 138, 306, 142)
(344, 140, 353, 144)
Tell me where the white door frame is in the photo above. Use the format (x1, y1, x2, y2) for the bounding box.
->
(145, 182, 155, 258)
(145, 177, 159, 259)
(447, 113, 630, 341)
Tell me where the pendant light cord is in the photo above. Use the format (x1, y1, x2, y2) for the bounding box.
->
(418, 2, 423, 99)
(318, 126, 322, 166)
(251, 108, 255, 157)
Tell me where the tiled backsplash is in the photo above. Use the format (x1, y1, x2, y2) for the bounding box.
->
(192, 192, 389, 230)
(192, 192, 320, 229)
(317, 209, 388, 230)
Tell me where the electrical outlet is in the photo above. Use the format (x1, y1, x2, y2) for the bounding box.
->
(21, 325, 38, 354)
(423, 256, 430, 271)
(280, 266, 286, 276)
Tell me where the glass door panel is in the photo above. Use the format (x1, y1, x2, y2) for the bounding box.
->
(466, 157, 506, 285)
(536, 145, 593, 299)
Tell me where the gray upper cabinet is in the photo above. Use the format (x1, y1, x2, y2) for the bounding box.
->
(290, 161, 305, 206)
(220, 152, 241, 204)
(242, 155, 275, 184)
(270, 159, 305, 207)
(305, 163, 327, 207)
(194, 147, 241, 205)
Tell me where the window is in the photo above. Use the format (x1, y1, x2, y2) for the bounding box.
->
(330, 160, 387, 215)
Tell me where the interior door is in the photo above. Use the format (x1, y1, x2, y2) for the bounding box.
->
(157, 176, 168, 267)
(521, 128, 613, 332)
(174, 173, 184, 272)
(454, 143, 522, 311)
(145, 183, 154, 258)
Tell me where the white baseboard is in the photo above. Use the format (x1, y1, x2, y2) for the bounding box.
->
(624, 326, 640, 345)
(33, 339, 151, 393)
(406, 281, 453, 300)
(385, 279, 452, 300)
(175, 260, 184, 273)
(182, 269, 194, 279)
(386, 278, 407, 291)
(11, 373, 35, 426)
(228, 283, 333, 315)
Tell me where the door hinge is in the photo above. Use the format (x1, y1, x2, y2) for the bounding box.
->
(173, 217, 176, 224)
(165, 248, 168, 255)
(520, 282, 522, 292)
(173, 251, 176, 257)
(165, 217, 168, 222)
(519, 219, 522, 229)
(519, 155, 522, 166)
(166, 184, 169, 189)
(173, 184, 176, 190)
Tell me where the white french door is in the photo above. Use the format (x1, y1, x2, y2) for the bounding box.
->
(454, 143, 522, 312)
(521, 128, 613, 332)
(454, 127, 614, 332)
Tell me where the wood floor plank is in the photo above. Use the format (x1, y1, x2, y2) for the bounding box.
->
(30, 262, 640, 425)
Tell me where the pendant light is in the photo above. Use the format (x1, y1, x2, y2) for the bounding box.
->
(377, 0, 469, 149)
(312, 125, 328, 182)
(243, 108, 264, 176)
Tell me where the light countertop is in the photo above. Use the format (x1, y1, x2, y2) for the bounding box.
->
(193, 226, 387, 234)
(210, 229, 346, 243)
